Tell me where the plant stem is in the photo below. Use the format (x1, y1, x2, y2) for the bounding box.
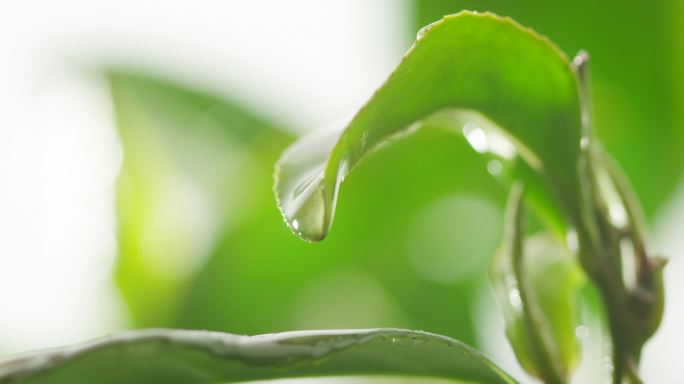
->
(506, 184, 566, 384)
(571, 51, 657, 384)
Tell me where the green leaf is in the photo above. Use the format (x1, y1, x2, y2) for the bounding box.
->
(490, 185, 583, 383)
(412, 0, 684, 220)
(274, 11, 583, 243)
(110, 72, 493, 346)
(177, 127, 503, 345)
(109, 71, 292, 326)
(0, 329, 517, 384)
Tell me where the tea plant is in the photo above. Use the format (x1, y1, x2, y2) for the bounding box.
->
(0, 11, 664, 384)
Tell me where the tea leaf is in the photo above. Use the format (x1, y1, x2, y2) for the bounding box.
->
(275, 11, 583, 242)
(0, 329, 516, 384)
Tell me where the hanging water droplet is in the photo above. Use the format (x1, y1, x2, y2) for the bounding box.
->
(274, 122, 344, 242)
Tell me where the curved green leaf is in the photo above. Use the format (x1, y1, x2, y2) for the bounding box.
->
(275, 11, 583, 242)
(111, 72, 499, 345)
(0, 329, 517, 384)
(179, 127, 504, 345)
(490, 185, 583, 383)
(414, 0, 684, 220)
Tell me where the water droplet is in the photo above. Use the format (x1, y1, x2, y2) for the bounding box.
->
(463, 122, 488, 153)
(391, 336, 412, 348)
(580, 136, 590, 149)
(508, 288, 522, 309)
(461, 120, 515, 159)
(575, 324, 589, 339)
(608, 202, 627, 228)
(416, 23, 435, 40)
(566, 229, 579, 253)
(602, 354, 614, 383)
(391, 335, 426, 348)
(486, 159, 503, 176)
(620, 238, 637, 289)
(274, 124, 343, 242)
(572, 51, 589, 69)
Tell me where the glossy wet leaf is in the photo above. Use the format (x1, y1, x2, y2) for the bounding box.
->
(0, 329, 517, 384)
(413, 0, 684, 220)
(110, 71, 291, 326)
(275, 11, 583, 243)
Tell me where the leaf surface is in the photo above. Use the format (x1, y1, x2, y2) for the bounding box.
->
(413, 0, 684, 220)
(275, 11, 583, 242)
(490, 186, 582, 382)
(110, 72, 495, 346)
(0, 329, 516, 384)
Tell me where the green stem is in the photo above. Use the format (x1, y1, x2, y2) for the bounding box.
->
(625, 357, 645, 384)
(572, 51, 658, 384)
(573, 51, 624, 384)
(506, 184, 566, 384)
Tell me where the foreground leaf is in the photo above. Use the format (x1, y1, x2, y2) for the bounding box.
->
(275, 11, 584, 243)
(0, 329, 516, 384)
